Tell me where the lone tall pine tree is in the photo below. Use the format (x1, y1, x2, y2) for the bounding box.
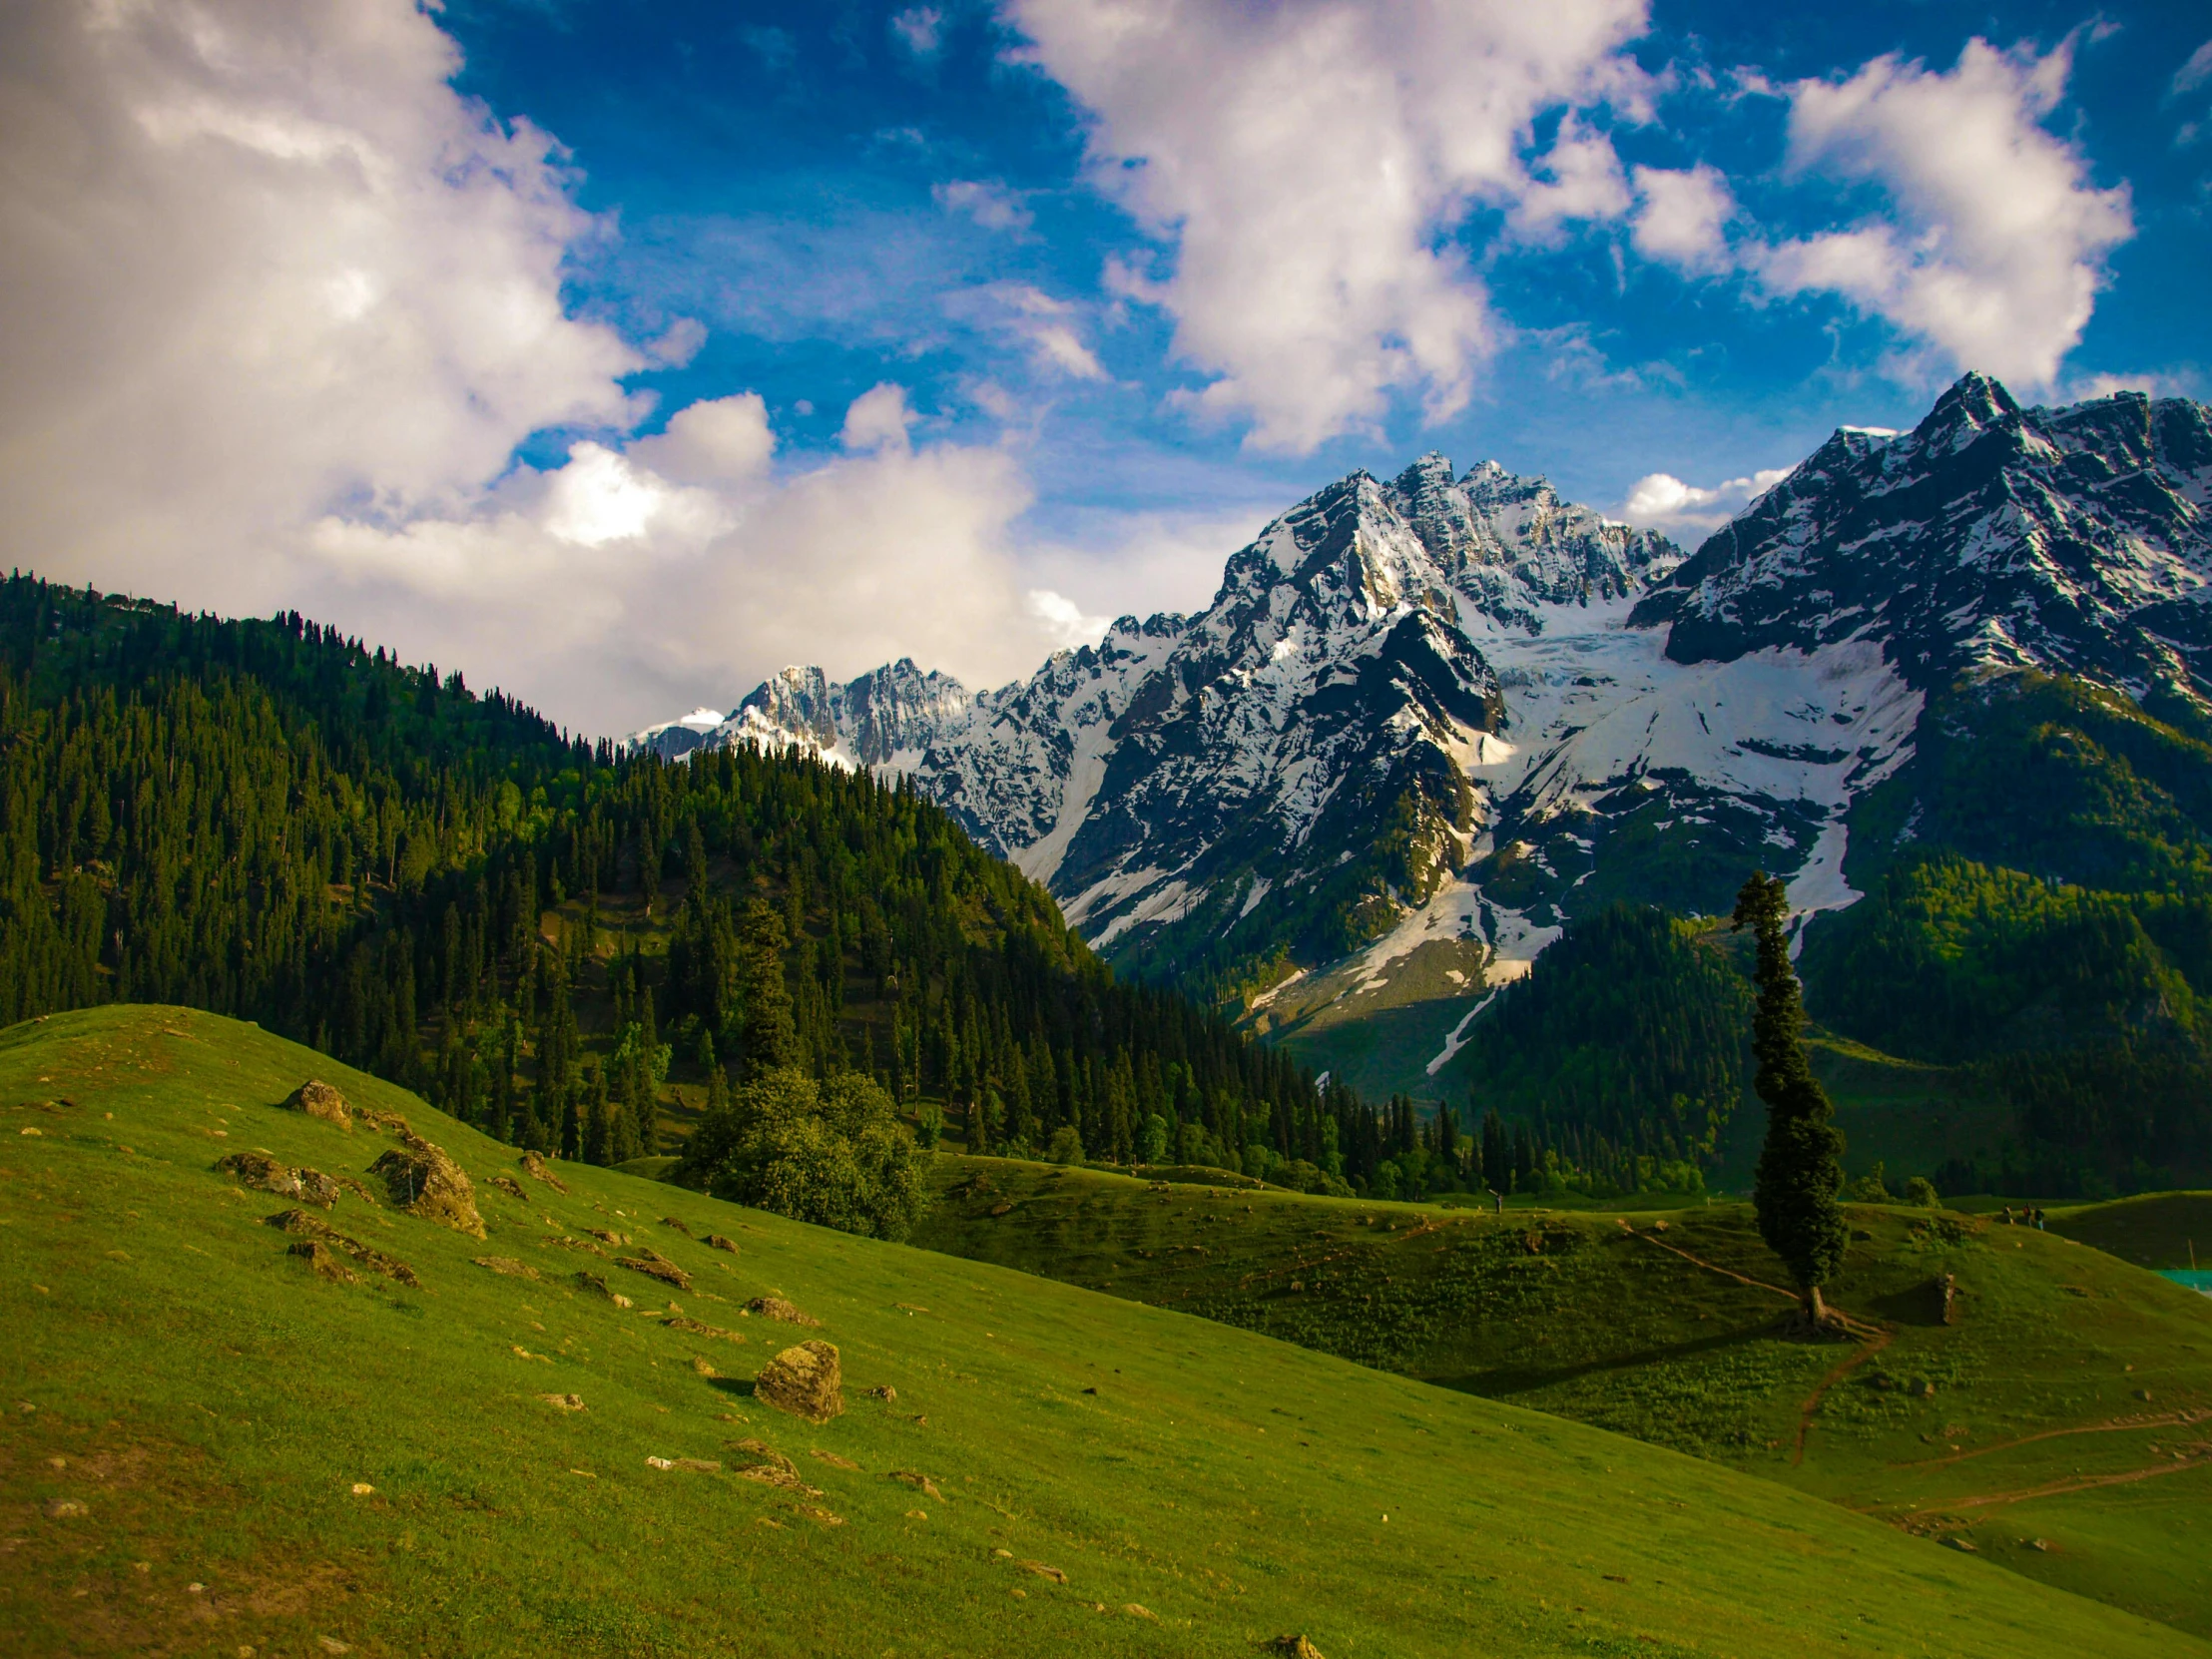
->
(1733, 871, 1848, 1326)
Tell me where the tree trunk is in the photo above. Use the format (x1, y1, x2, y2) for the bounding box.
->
(1804, 1284, 1828, 1326)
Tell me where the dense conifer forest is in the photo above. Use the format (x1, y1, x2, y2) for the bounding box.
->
(0, 576, 1360, 1175)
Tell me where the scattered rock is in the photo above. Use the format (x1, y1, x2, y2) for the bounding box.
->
(617, 1250, 693, 1292)
(350, 1482, 374, 1494)
(1942, 1537, 1978, 1553)
(727, 1439, 822, 1493)
(2028, 1538, 2052, 1553)
(704, 1234, 740, 1255)
(354, 1105, 410, 1135)
(1521, 1231, 1545, 1256)
(755, 1341, 845, 1423)
(281, 1080, 351, 1129)
(865, 1384, 897, 1402)
(661, 1217, 692, 1237)
(42, 1498, 86, 1519)
(290, 1240, 358, 1284)
(691, 1356, 722, 1380)
(672, 1457, 721, 1473)
(1267, 1639, 1325, 1659)
(519, 1151, 569, 1195)
(810, 1449, 859, 1470)
(746, 1296, 820, 1328)
(797, 1505, 844, 1527)
(888, 1470, 943, 1501)
(368, 1143, 485, 1238)
(1017, 1560, 1066, 1584)
(573, 1271, 633, 1309)
(1124, 1605, 1158, 1622)
(539, 1393, 586, 1411)
(2136, 1388, 2154, 1402)
(489, 1175, 527, 1200)
(335, 1177, 379, 1207)
(267, 1211, 419, 1287)
(546, 1234, 611, 1259)
(988, 1203, 1013, 1218)
(473, 1257, 539, 1281)
(316, 1638, 350, 1655)
(645, 1456, 675, 1469)
(217, 1153, 340, 1208)
(587, 1228, 631, 1247)
(665, 1315, 745, 1345)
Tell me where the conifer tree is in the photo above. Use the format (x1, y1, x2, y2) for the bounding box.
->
(1732, 870, 1848, 1325)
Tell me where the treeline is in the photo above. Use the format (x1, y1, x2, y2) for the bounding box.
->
(0, 575, 1339, 1174)
(1446, 903, 1753, 1182)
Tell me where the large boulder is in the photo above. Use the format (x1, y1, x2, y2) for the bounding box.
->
(281, 1080, 350, 1129)
(368, 1142, 485, 1238)
(755, 1341, 844, 1423)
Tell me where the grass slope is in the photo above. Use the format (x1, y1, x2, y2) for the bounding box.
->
(912, 1157, 2212, 1638)
(1, 1009, 2196, 1659)
(2048, 1193, 2212, 1271)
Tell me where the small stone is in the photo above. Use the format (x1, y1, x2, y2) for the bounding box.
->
(1124, 1604, 1159, 1622)
(704, 1234, 740, 1254)
(745, 1295, 820, 1327)
(316, 1638, 350, 1655)
(349, 1482, 374, 1495)
(42, 1498, 86, 1519)
(539, 1394, 586, 1411)
(1017, 1559, 1067, 1584)
(518, 1151, 569, 1195)
(865, 1383, 897, 1401)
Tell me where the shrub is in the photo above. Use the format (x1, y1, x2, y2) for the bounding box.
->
(1903, 1175, 1940, 1208)
(676, 1067, 921, 1241)
(1046, 1125, 1085, 1166)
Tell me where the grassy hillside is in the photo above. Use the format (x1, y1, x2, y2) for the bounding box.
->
(911, 1156, 2212, 1638)
(3, 1009, 2199, 1659)
(2048, 1192, 2212, 1271)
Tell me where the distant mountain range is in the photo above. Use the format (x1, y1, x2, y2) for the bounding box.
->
(632, 373, 2212, 1106)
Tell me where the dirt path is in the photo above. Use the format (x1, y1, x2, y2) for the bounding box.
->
(1620, 1229, 1891, 1465)
(1937, 1445, 2212, 1510)
(1791, 1328, 1895, 1465)
(1892, 1407, 2212, 1470)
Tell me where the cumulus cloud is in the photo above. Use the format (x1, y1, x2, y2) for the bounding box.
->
(1617, 466, 1791, 539)
(1001, 0, 1652, 452)
(0, 0, 1090, 732)
(312, 384, 1083, 726)
(839, 382, 917, 452)
(0, 0, 647, 610)
(1510, 114, 1632, 242)
(1630, 164, 1736, 275)
(933, 178, 1034, 233)
(1753, 38, 2132, 386)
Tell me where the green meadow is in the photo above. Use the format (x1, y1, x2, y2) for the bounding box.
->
(4, 1005, 2201, 1658)
(911, 1154, 2212, 1637)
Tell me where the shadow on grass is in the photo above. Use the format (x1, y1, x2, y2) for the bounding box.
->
(1432, 1321, 1781, 1398)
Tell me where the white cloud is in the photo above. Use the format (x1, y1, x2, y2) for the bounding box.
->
(1002, 0, 1653, 452)
(0, 0, 645, 611)
(958, 283, 1106, 380)
(1509, 114, 1632, 242)
(0, 1, 1088, 732)
(1753, 38, 2132, 386)
(1026, 589, 1111, 647)
(891, 7, 945, 59)
(933, 178, 1034, 234)
(1617, 466, 1790, 538)
(1630, 164, 1736, 275)
(2064, 367, 2205, 402)
(2175, 40, 2212, 96)
(311, 401, 1086, 727)
(840, 383, 917, 452)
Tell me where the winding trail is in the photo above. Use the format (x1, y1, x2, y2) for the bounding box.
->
(1623, 1226, 1892, 1465)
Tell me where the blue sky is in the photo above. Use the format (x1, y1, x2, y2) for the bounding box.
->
(3, 0, 2207, 730)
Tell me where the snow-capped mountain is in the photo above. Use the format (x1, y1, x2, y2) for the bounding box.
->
(633, 375, 2212, 1088)
(1634, 372, 2212, 696)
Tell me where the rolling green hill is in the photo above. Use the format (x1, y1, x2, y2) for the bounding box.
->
(4, 1005, 2199, 1659)
(909, 1154, 2212, 1637)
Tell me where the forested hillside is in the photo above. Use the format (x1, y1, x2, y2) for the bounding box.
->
(1800, 671, 2212, 1193)
(0, 576, 1347, 1178)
